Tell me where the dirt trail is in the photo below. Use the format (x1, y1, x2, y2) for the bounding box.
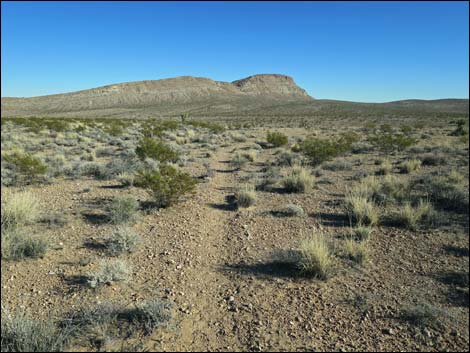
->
(150, 147, 248, 351)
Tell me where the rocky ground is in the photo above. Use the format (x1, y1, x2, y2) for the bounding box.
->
(1, 119, 469, 352)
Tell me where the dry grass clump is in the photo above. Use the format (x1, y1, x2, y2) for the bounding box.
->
(234, 184, 257, 208)
(282, 166, 315, 193)
(399, 159, 422, 174)
(344, 238, 368, 265)
(297, 233, 334, 280)
(1, 191, 39, 231)
(394, 199, 433, 230)
(376, 159, 393, 175)
(344, 193, 379, 226)
(351, 226, 374, 240)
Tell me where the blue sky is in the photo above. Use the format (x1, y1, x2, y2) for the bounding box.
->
(1, 1, 468, 102)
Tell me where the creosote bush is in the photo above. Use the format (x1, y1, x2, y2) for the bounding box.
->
(300, 132, 359, 166)
(135, 137, 179, 163)
(3, 152, 48, 184)
(266, 131, 288, 147)
(135, 165, 196, 208)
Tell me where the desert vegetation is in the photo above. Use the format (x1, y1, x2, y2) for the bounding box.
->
(1, 113, 468, 352)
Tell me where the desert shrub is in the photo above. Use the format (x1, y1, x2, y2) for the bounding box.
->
(241, 150, 258, 162)
(104, 227, 140, 256)
(187, 121, 224, 133)
(344, 194, 379, 226)
(39, 213, 68, 228)
(367, 132, 417, 152)
(135, 138, 179, 163)
(1, 231, 48, 260)
(234, 184, 257, 208)
(282, 166, 315, 193)
(117, 172, 135, 187)
(273, 204, 305, 217)
(298, 234, 334, 280)
(2, 152, 48, 184)
(322, 159, 353, 171)
(344, 238, 368, 265)
(256, 167, 281, 191)
(135, 165, 196, 208)
(300, 132, 359, 166)
(267, 131, 288, 147)
(125, 299, 172, 335)
(88, 259, 131, 288)
(376, 159, 393, 175)
(274, 150, 298, 166)
(450, 119, 469, 136)
(231, 152, 250, 170)
(1, 192, 39, 232)
(447, 170, 465, 184)
(351, 226, 373, 240)
(401, 303, 450, 329)
(419, 153, 447, 166)
(1, 310, 71, 352)
(420, 176, 468, 213)
(95, 147, 115, 158)
(79, 162, 111, 180)
(399, 159, 422, 174)
(377, 175, 411, 204)
(64, 298, 171, 340)
(108, 196, 139, 225)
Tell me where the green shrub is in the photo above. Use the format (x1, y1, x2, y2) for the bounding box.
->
(300, 133, 359, 166)
(450, 119, 469, 136)
(187, 121, 225, 133)
(108, 196, 139, 225)
(267, 131, 288, 147)
(3, 152, 48, 184)
(394, 200, 433, 230)
(135, 138, 179, 163)
(367, 132, 417, 152)
(135, 165, 196, 208)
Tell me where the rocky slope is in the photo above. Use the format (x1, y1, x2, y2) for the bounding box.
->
(1, 74, 312, 117)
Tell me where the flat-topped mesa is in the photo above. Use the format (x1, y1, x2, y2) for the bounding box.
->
(1, 73, 314, 116)
(232, 74, 312, 99)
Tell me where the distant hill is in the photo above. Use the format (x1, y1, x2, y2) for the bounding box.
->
(1, 74, 468, 118)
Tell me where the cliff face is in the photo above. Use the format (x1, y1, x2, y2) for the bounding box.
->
(1, 74, 313, 117)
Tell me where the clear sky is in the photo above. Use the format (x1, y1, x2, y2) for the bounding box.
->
(1, 1, 469, 102)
